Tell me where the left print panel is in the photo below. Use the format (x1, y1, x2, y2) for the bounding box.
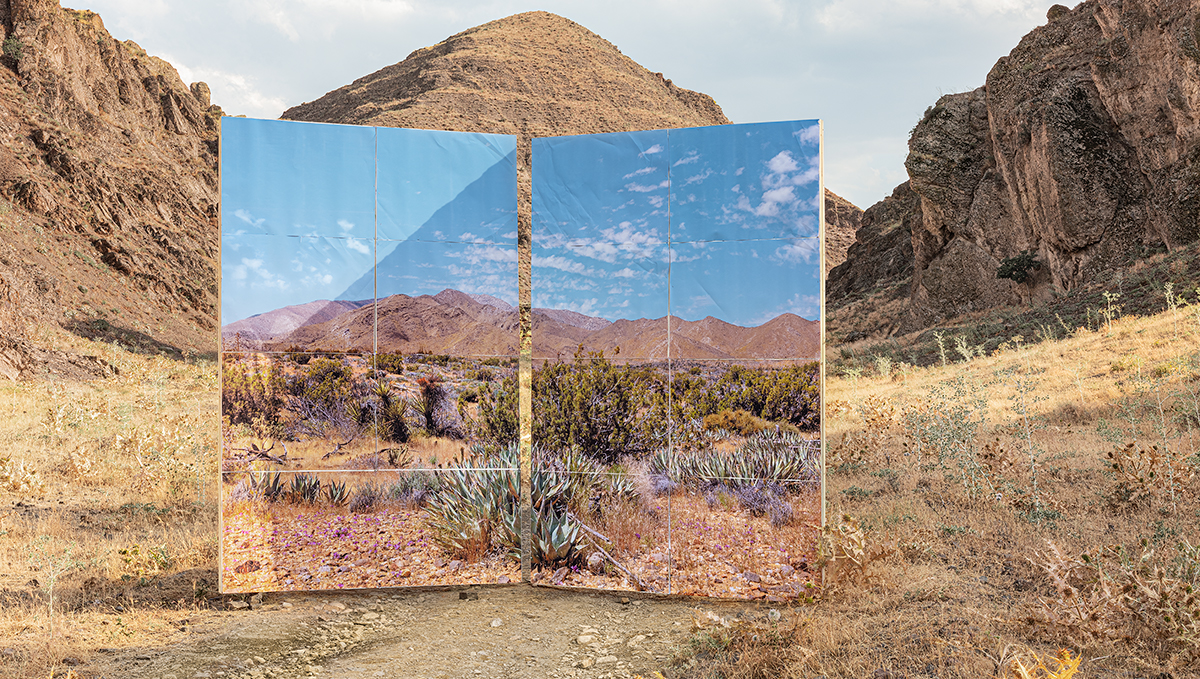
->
(220, 117, 521, 593)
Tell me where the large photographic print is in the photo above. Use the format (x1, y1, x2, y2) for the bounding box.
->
(531, 121, 823, 599)
(219, 118, 519, 593)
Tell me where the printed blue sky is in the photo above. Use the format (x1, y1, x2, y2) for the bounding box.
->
(533, 121, 820, 326)
(220, 118, 517, 324)
(77, 0, 1048, 211)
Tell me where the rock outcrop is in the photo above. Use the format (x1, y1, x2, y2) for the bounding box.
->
(832, 0, 1200, 333)
(823, 190, 862, 275)
(0, 0, 221, 369)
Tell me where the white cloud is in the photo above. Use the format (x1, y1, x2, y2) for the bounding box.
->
(684, 169, 713, 185)
(815, 0, 1043, 32)
(161, 52, 288, 118)
(648, 195, 664, 208)
(338, 219, 355, 233)
(612, 268, 637, 278)
(639, 144, 664, 157)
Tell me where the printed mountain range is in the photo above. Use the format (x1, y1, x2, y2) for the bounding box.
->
(221, 289, 818, 360)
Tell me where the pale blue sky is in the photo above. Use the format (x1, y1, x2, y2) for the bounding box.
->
(220, 118, 517, 324)
(76, 0, 1048, 210)
(533, 121, 820, 326)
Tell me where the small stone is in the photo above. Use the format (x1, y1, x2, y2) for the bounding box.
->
(619, 597, 630, 605)
(497, 575, 510, 584)
(596, 655, 618, 664)
(249, 593, 263, 606)
(578, 658, 595, 669)
(779, 565, 795, 578)
(577, 635, 595, 645)
(362, 612, 380, 621)
(587, 553, 604, 574)
(490, 618, 503, 627)
(254, 657, 265, 664)
(228, 601, 249, 610)
(281, 602, 293, 608)
(318, 566, 332, 574)
(459, 591, 479, 601)
(552, 566, 569, 583)
(742, 571, 761, 583)
(627, 635, 645, 647)
(448, 560, 464, 571)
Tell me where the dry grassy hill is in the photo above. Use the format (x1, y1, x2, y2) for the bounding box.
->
(0, 1, 222, 373)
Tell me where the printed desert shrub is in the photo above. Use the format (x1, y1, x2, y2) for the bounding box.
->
(286, 357, 370, 442)
(291, 357, 354, 408)
(532, 352, 655, 464)
(283, 345, 312, 365)
(372, 381, 410, 443)
(704, 409, 771, 436)
(413, 374, 448, 435)
(372, 351, 406, 375)
(694, 363, 821, 431)
(474, 374, 519, 444)
(221, 358, 285, 428)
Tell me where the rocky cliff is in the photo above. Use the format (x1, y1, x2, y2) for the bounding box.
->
(831, 0, 1200, 335)
(0, 0, 222, 371)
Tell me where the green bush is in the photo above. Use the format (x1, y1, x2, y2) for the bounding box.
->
(996, 250, 1041, 284)
(221, 359, 285, 429)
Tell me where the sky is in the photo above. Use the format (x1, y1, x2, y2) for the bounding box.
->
(220, 118, 518, 324)
(74, 0, 1049, 211)
(533, 120, 821, 325)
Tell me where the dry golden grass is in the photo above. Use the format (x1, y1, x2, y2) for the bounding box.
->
(684, 307, 1200, 677)
(0, 326, 219, 678)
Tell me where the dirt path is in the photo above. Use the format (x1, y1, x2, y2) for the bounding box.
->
(94, 586, 759, 679)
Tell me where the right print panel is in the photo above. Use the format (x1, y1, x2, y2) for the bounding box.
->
(532, 121, 823, 600)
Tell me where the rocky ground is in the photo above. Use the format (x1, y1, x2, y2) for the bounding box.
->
(93, 585, 756, 679)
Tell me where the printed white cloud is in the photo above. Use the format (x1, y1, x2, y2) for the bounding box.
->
(464, 245, 519, 264)
(622, 166, 658, 179)
(234, 209, 265, 228)
(767, 151, 799, 174)
(338, 219, 355, 233)
(752, 293, 820, 326)
(771, 238, 819, 264)
(639, 144, 664, 157)
(611, 268, 637, 279)
(345, 237, 370, 255)
(684, 168, 713, 186)
(625, 180, 669, 193)
(673, 152, 700, 166)
(795, 125, 820, 145)
(648, 195, 664, 208)
(534, 253, 594, 276)
(234, 257, 289, 290)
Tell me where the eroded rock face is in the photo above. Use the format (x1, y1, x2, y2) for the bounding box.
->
(840, 0, 1200, 329)
(0, 0, 221, 354)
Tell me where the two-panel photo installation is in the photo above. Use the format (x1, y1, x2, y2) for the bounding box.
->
(218, 116, 824, 602)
